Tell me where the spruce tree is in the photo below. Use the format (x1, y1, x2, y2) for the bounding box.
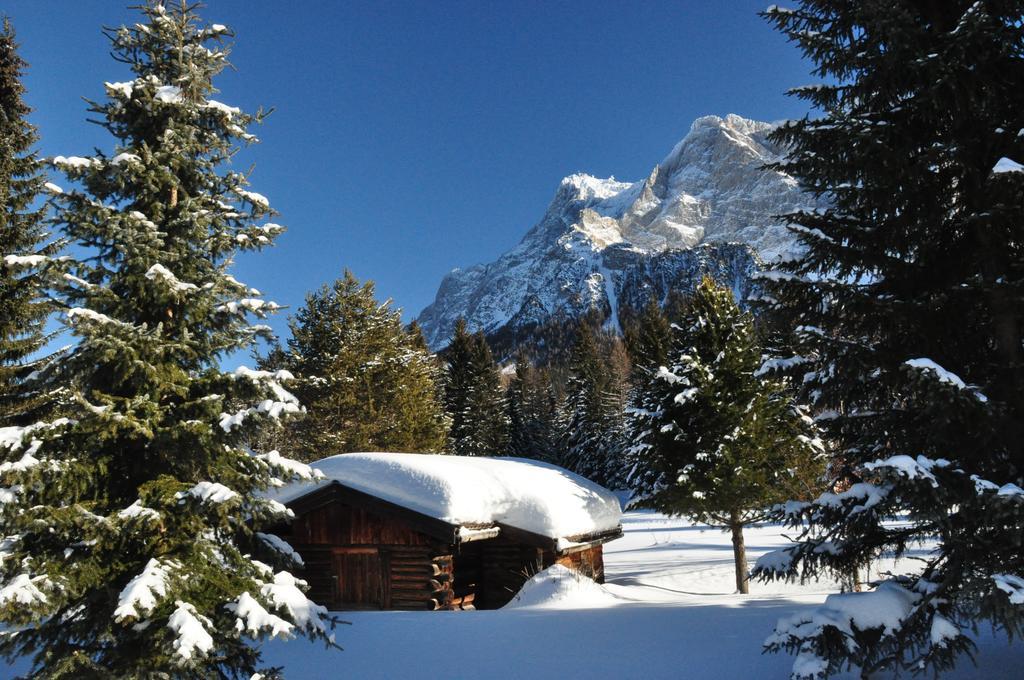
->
(263, 271, 449, 461)
(406, 319, 430, 352)
(562, 322, 605, 474)
(506, 349, 561, 461)
(627, 276, 824, 594)
(562, 322, 627, 487)
(752, 2, 1024, 677)
(0, 17, 53, 426)
(466, 331, 509, 454)
(623, 297, 672, 373)
(506, 349, 532, 457)
(0, 4, 333, 677)
(443, 319, 508, 456)
(443, 318, 474, 453)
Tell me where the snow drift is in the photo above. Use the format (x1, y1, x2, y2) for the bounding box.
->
(504, 564, 620, 609)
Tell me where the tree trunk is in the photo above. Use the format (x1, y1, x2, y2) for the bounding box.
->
(729, 510, 749, 595)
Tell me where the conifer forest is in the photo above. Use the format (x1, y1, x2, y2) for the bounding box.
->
(0, 2, 1022, 678)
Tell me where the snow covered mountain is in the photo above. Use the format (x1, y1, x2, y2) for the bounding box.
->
(417, 114, 821, 351)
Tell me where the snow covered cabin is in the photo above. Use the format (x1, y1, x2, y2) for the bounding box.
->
(267, 453, 623, 611)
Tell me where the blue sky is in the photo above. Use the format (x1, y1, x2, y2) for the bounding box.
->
(5, 0, 813, 344)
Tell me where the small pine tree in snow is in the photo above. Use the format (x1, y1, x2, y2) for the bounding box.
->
(443, 319, 508, 456)
(0, 5, 334, 677)
(627, 276, 824, 594)
(262, 270, 449, 461)
(0, 18, 55, 426)
(752, 3, 1024, 677)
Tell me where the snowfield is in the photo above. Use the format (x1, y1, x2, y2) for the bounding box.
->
(256, 511, 1020, 679)
(5, 511, 1020, 678)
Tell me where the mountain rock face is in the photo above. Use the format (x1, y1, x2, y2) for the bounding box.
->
(418, 114, 821, 351)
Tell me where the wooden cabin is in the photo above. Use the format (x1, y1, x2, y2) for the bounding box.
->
(269, 453, 623, 611)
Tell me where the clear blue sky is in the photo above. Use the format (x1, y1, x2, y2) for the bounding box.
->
(5, 0, 813, 344)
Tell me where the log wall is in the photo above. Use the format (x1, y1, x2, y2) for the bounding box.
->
(292, 502, 433, 547)
(453, 538, 544, 609)
(284, 497, 453, 610)
(278, 492, 608, 611)
(547, 545, 606, 583)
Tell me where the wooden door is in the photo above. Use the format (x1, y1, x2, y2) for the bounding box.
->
(332, 548, 389, 609)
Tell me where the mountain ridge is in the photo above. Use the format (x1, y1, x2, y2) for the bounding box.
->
(417, 113, 820, 351)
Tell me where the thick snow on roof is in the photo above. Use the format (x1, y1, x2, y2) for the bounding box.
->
(268, 452, 622, 540)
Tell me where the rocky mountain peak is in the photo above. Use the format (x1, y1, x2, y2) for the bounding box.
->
(417, 114, 822, 351)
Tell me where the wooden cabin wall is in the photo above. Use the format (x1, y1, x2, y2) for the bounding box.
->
(482, 541, 544, 608)
(452, 539, 543, 609)
(293, 546, 335, 605)
(282, 498, 455, 611)
(544, 545, 606, 583)
(278, 494, 611, 612)
(384, 545, 454, 610)
(451, 542, 483, 610)
(292, 502, 433, 547)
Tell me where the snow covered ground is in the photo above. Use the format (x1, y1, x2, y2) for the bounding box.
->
(5, 511, 1020, 678)
(256, 511, 1020, 679)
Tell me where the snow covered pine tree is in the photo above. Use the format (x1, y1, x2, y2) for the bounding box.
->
(506, 349, 561, 463)
(753, 2, 1024, 678)
(0, 17, 56, 426)
(443, 319, 508, 456)
(562, 321, 628, 488)
(627, 276, 824, 594)
(0, 4, 335, 677)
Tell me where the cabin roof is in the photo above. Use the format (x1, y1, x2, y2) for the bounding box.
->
(268, 453, 623, 551)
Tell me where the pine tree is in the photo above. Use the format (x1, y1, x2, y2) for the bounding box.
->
(506, 349, 561, 461)
(467, 332, 510, 454)
(751, 3, 1024, 677)
(562, 322, 628, 487)
(506, 350, 532, 457)
(562, 322, 605, 474)
(0, 18, 53, 426)
(443, 319, 508, 456)
(408, 319, 450, 444)
(627, 276, 824, 594)
(623, 297, 672, 373)
(442, 318, 474, 453)
(262, 271, 449, 461)
(406, 319, 430, 352)
(0, 5, 334, 677)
